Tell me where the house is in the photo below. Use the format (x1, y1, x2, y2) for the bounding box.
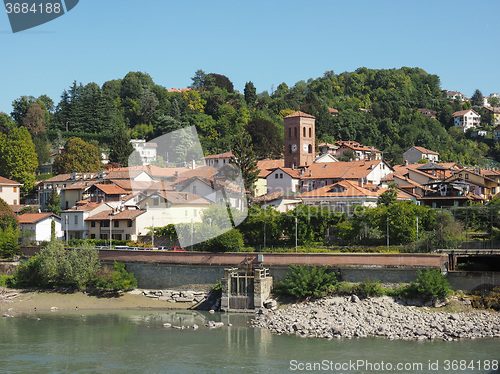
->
(266, 167, 301, 194)
(335, 141, 382, 161)
(18, 213, 63, 242)
(403, 146, 439, 164)
(328, 107, 339, 116)
(85, 208, 146, 241)
(204, 151, 234, 168)
(417, 109, 437, 120)
(452, 109, 481, 131)
(483, 106, 500, 126)
(254, 159, 284, 197)
(314, 153, 338, 163)
(0, 176, 22, 205)
(297, 180, 411, 215)
(130, 139, 157, 165)
(299, 160, 393, 193)
(444, 169, 498, 200)
(61, 201, 109, 240)
(252, 191, 300, 213)
(483, 93, 500, 107)
(419, 183, 485, 208)
(443, 90, 468, 101)
(318, 143, 339, 156)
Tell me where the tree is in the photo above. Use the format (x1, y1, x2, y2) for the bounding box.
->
(11, 95, 36, 126)
(471, 89, 484, 107)
(0, 126, 37, 194)
(54, 137, 102, 174)
(0, 112, 16, 134)
(488, 96, 500, 108)
(377, 183, 398, 207)
(231, 130, 259, 195)
(45, 190, 62, 215)
(109, 125, 135, 166)
(208, 73, 234, 93)
(22, 103, 47, 135)
(0, 197, 18, 231)
(245, 118, 283, 159)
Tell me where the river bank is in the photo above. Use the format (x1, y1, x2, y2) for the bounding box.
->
(0, 287, 193, 314)
(251, 295, 500, 341)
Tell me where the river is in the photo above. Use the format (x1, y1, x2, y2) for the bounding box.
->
(1, 310, 499, 373)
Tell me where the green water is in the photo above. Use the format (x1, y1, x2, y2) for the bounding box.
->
(1, 310, 499, 374)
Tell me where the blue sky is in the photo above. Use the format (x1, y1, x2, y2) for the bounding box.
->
(1, 0, 499, 114)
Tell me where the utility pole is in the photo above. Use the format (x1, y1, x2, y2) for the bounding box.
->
(65, 215, 68, 246)
(386, 215, 389, 248)
(152, 216, 155, 248)
(109, 215, 112, 249)
(416, 216, 419, 252)
(295, 216, 298, 253)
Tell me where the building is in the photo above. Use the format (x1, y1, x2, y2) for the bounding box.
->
(254, 159, 284, 197)
(0, 176, 22, 205)
(484, 106, 500, 126)
(204, 151, 234, 168)
(61, 201, 109, 240)
(335, 141, 382, 161)
(18, 213, 62, 243)
(299, 160, 393, 193)
(417, 109, 437, 120)
(130, 139, 157, 165)
(403, 146, 439, 164)
(283, 111, 316, 168)
(266, 167, 301, 194)
(452, 109, 481, 132)
(443, 90, 468, 101)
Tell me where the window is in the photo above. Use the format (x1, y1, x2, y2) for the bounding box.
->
(275, 174, 278, 179)
(294, 127, 297, 138)
(128, 220, 132, 227)
(192, 185, 197, 195)
(280, 173, 283, 179)
(289, 128, 291, 139)
(303, 127, 306, 137)
(102, 220, 110, 227)
(308, 144, 312, 154)
(126, 234, 131, 240)
(309, 128, 312, 138)
(114, 220, 119, 228)
(465, 174, 469, 179)
(91, 234, 95, 239)
(74, 215, 78, 225)
(91, 221, 96, 228)
(492, 188, 496, 194)
(13, 187, 17, 192)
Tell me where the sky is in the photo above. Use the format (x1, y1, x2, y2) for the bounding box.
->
(1, 0, 500, 114)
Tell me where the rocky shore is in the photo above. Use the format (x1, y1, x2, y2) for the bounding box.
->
(251, 295, 500, 341)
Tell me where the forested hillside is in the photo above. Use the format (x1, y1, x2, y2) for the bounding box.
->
(1, 67, 499, 184)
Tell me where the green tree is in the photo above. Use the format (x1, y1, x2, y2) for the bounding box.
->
(0, 112, 17, 134)
(0, 126, 37, 194)
(230, 130, 259, 195)
(245, 118, 283, 159)
(244, 81, 257, 107)
(45, 190, 62, 215)
(22, 103, 47, 135)
(0, 197, 18, 231)
(471, 89, 484, 107)
(377, 183, 398, 207)
(276, 265, 338, 298)
(54, 137, 102, 174)
(208, 73, 234, 93)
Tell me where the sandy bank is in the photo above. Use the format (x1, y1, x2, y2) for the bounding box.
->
(0, 287, 191, 314)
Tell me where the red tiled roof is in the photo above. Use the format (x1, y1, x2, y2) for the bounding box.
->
(284, 111, 315, 119)
(452, 109, 480, 117)
(328, 108, 339, 115)
(298, 180, 380, 199)
(85, 209, 145, 221)
(412, 146, 439, 155)
(257, 159, 284, 178)
(94, 184, 128, 195)
(0, 176, 22, 185)
(336, 141, 382, 153)
(273, 167, 301, 179)
(205, 151, 234, 160)
(18, 212, 57, 224)
(301, 160, 387, 180)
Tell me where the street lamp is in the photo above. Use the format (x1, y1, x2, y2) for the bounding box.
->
(109, 215, 112, 249)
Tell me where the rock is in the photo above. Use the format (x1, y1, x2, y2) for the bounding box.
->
(176, 297, 195, 303)
(449, 313, 460, 321)
(192, 324, 199, 330)
(264, 299, 277, 309)
(206, 321, 224, 329)
(351, 295, 360, 303)
(162, 323, 172, 328)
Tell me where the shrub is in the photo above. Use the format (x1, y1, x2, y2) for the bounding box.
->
(402, 269, 452, 301)
(355, 279, 386, 298)
(199, 228, 244, 252)
(91, 262, 137, 290)
(0, 274, 13, 287)
(275, 265, 338, 298)
(10, 240, 101, 289)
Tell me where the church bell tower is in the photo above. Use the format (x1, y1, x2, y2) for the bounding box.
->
(284, 111, 315, 169)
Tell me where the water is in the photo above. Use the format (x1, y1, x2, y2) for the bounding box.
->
(1, 310, 499, 374)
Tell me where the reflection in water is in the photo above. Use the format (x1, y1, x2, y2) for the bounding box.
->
(0, 311, 499, 374)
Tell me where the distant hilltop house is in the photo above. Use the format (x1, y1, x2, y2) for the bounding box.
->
(452, 109, 481, 132)
(484, 106, 500, 126)
(335, 141, 382, 161)
(483, 93, 500, 107)
(417, 109, 437, 120)
(443, 90, 469, 101)
(403, 146, 439, 164)
(130, 139, 157, 165)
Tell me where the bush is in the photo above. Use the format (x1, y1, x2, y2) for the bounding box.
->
(0, 274, 13, 287)
(91, 262, 137, 291)
(198, 228, 244, 252)
(355, 279, 386, 298)
(275, 265, 338, 298)
(402, 269, 452, 301)
(10, 240, 101, 289)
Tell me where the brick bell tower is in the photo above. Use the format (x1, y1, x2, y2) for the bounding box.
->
(284, 111, 316, 169)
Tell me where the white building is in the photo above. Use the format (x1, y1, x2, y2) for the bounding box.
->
(266, 167, 301, 194)
(18, 213, 63, 243)
(0, 176, 22, 205)
(130, 139, 157, 165)
(452, 109, 481, 132)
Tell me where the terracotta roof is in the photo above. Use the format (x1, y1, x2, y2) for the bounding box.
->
(411, 146, 439, 155)
(205, 151, 234, 160)
(168, 88, 193, 93)
(105, 169, 150, 180)
(257, 159, 284, 178)
(157, 191, 212, 205)
(0, 176, 22, 185)
(284, 111, 315, 119)
(126, 165, 186, 178)
(452, 109, 480, 117)
(62, 181, 97, 190)
(298, 180, 380, 199)
(252, 191, 285, 203)
(85, 209, 145, 221)
(272, 167, 301, 179)
(336, 141, 382, 153)
(178, 166, 218, 179)
(328, 108, 339, 115)
(18, 212, 58, 224)
(301, 160, 387, 180)
(66, 201, 104, 211)
(94, 184, 128, 195)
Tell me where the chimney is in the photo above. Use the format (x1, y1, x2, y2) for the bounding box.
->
(404, 160, 408, 166)
(358, 178, 364, 188)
